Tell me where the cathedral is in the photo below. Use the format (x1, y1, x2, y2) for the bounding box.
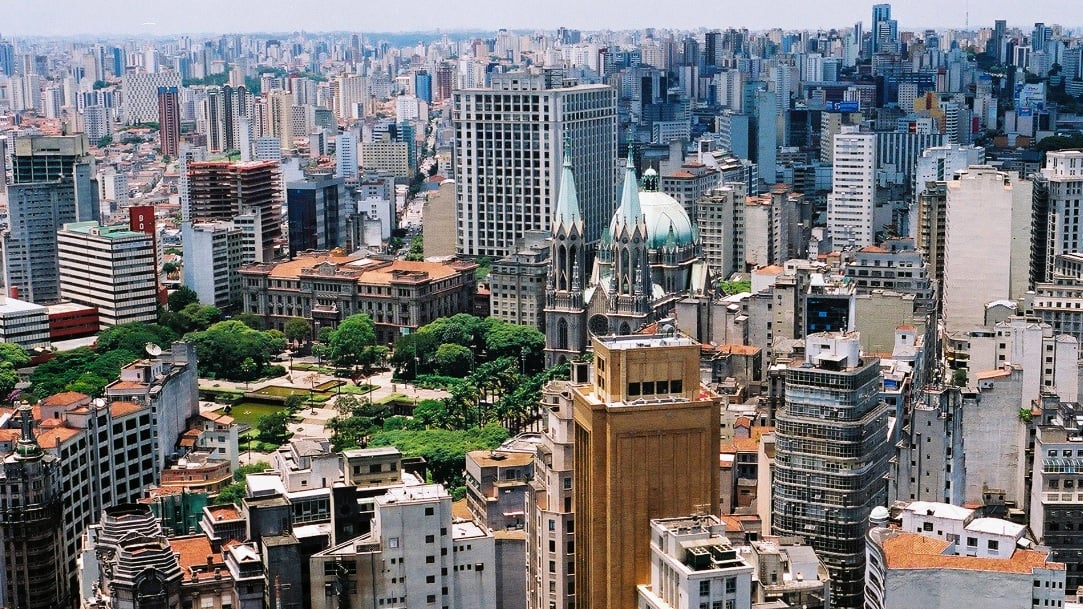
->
(544, 147, 712, 366)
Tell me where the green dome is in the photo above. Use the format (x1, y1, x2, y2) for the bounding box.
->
(610, 190, 695, 249)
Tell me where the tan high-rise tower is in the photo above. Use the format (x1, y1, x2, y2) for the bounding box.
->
(572, 333, 720, 609)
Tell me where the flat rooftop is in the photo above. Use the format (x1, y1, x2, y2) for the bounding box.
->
(598, 333, 698, 351)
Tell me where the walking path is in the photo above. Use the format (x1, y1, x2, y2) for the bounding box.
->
(200, 366, 451, 465)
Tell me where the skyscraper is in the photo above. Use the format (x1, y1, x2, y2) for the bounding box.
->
(772, 332, 890, 609)
(870, 4, 898, 54)
(3, 134, 98, 303)
(453, 72, 617, 258)
(573, 334, 720, 609)
(186, 160, 283, 262)
(57, 221, 158, 328)
(286, 172, 348, 257)
(942, 166, 1031, 332)
(826, 126, 876, 248)
(157, 86, 181, 158)
(121, 71, 181, 124)
(335, 131, 358, 180)
(1031, 150, 1083, 286)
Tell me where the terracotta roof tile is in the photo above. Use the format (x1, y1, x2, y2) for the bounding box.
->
(882, 532, 1060, 573)
(110, 401, 145, 418)
(40, 391, 90, 408)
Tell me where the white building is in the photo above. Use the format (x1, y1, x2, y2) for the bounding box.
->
(57, 221, 158, 328)
(826, 126, 876, 248)
(309, 484, 497, 609)
(942, 167, 1032, 332)
(83, 104, 112, 143)
(637, 515, 754, 609)
(865, 504, 1065, 609)
(0, 295, 49, 348)
(181, 220, 247, 308)
(453, 72, 617, 257)
(1033, 150, 1083, 284)
(914, 144, 985, 187)
(336, 131, 358, 180)
(121, 71, 181, 124)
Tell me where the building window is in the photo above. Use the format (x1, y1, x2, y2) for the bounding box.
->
(967, 537, 977, 547)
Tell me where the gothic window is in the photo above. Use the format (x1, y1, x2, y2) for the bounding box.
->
(558, 318, 569, 350)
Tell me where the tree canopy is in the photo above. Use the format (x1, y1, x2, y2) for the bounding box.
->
(167, 286, 199, 312)
(185, 320, 287, 380)
(368, 424, 508, 490)
(327, 314, 378, 369)
(0, 344, 30, 400)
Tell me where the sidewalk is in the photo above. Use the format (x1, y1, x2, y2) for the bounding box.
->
(199, 366, 452, 441)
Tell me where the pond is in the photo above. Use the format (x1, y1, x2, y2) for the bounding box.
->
(227, 402, 288, 431)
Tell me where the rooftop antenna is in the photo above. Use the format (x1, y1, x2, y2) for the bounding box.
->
(145, 343, 163, 357)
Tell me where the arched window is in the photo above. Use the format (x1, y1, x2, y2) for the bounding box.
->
(557, 318, 569, 350)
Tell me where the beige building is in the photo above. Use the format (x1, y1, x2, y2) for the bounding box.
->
(488, 231, 549, 331)
(57, 221, 158, 328)
(239, 252, 477, 345)
(573, 334, 720, 609)
(942, 166, 1032, 332)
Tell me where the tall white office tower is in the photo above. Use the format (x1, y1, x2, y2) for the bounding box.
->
(453, 72, 617, 258)
(336, 131, 358, 180)
(826, 126, 876, 248)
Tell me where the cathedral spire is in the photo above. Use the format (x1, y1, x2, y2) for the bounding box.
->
(617, 145, 643, 227)
(553, 136, 581, 227)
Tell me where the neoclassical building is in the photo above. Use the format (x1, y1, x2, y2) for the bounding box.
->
(544, 149, 711, 366)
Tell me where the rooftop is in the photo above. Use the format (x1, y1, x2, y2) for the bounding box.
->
(598, 333, 697, 351)
(881, 531, 1059, 573)
(468, 449, 534, 468)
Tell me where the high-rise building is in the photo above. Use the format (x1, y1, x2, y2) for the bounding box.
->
(185, 160, 283, 262)
(3, 134, 98, 304)
(121, 71, 181, 124)
(943, 166, 1032, 332)
(202, 85, 252, 154)
(157, 86, 181, 158)
(453, 72, 617, 258)
(1031, 150, 1083, 287)
(826, 126, 876, 248)
(57, 221, 158, 328)
(335, 131, 358, 180)
(573, 334, 720, 609)
(286, 172, 349, 257)
(83, 104, 112, 143)
(0, 405, 65, 609)
(637, 516, 755, 609)
(525, 378, 579, 609)
(181, 221, 247, 308)
(870, 4, 898, 55)
(771, 331, 890, 609)
(266, 89, 294, 151)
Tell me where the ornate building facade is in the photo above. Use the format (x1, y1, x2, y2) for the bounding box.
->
(544, 149, 710, 366)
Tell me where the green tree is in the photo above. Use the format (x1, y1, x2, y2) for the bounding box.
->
(327, 314, 377, 369)
(391, 332, 441, 379)
(168, 286, 200, 313)
(367, 424, 509, 489)
(233, 313, 264, 330)
(484, 322, 545, 372)
(283, 317, 311, 345)
(0, 343, 30, 400)
(256, 411, 291, 446)
(96, 322, 177, 355)
(951, 368, 968, 387)
(417, 313, 489, 349)
(212, 461, 271, 506)
(433, 343, 473, 378)
(185, 321, 287, 380)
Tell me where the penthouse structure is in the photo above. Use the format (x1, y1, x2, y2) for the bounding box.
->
(238, 252, 477, 344)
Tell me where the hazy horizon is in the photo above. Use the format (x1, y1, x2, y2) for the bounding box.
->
(4, 0, 1080, 38)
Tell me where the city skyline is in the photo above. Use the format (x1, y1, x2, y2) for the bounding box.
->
(4, 0, 1080, 38)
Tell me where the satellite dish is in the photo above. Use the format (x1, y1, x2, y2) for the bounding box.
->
(145, 343, 163, 357)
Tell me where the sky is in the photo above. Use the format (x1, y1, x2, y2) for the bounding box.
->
(3, 0, 1079, 37)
